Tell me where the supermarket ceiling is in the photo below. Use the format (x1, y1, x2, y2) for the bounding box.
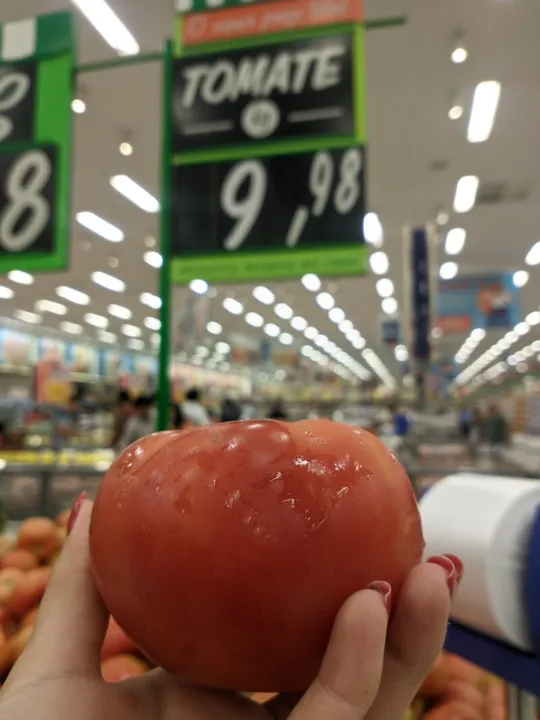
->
(0, 0, 539, 391)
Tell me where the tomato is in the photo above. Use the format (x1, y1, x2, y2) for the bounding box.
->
(2, 550, 38, 572)
(17, 517, 61, 561)
(90, 420, 422, 691)
(101, 654, 149, 683)
(6, 567, 51, 617)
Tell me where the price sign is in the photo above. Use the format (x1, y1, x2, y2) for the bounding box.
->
(0, 12, 74, 273)
(172, 32, 356, 153)
(170, 146, 365, 283)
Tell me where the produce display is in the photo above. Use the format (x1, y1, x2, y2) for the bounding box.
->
(91, 420, 423, 691)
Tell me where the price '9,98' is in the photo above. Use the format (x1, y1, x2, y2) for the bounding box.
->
(220, 148, 363, 251)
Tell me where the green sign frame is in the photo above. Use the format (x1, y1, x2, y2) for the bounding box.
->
(0, 11, 74, 273)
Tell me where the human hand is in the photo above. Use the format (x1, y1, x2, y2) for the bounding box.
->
(0, 500, 460, 720)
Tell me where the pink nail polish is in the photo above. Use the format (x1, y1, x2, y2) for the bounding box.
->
(368, 581, 392, 613)
(427, 554, 463, 595)
(67, 492, 88, 535)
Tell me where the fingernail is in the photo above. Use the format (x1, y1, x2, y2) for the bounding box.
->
(427, 554, 463, 595)
(368, 581, 392, 613)
(67, 492, 88, 535)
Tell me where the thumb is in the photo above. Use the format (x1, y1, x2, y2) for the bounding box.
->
(10, 500, 109, 681)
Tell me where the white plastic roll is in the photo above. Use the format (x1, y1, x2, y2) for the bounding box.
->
(419, 474, 540, 651)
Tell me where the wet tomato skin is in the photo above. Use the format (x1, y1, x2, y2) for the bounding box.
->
(90, 420, 423, 692)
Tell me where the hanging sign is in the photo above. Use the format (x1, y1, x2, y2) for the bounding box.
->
(410, 228, 431, 362)
(380, 317, 401, 347)
(165, 19, 366, 284)
(0, 12, 74, 273)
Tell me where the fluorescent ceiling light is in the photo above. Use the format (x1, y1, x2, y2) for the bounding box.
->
(468, 81, 501, 143)
(223, 297, 244, 315)
(216, 342, 230, 354)
(77, 211, 124, 242)
(108, 304, 131, 320)
(35, 299, 66, 315)
(71, 98, 86, 114)
(91, 271, 125, 292)
(144, 317, 161, 331)
(15, 310, 41, 324)
(304, 326, 318, 340)
(363, 212, 383, 245)
(395, 345, 408, 362)
(328, 308, 345, 324)
(98, 330, 116, 343)
(275, 303, 293, 320)
(315, 334, 329, 348)
(245, 312, 263, 328)
(448, 105, 464, 120)
(8, 271, 33, 285)
(189, 279, 208, 295)
(352, 336, 366, 350)
(339, 320, 353, 333)
(369, 251, 389, 276)
(207, 321, 222, 335)
(61, 321, 83, 335)
(525, 243, 540, 266)
(85, 312, 108, 329)
(56, 286, 90, 306)
(513, 270, 529, 288)
(381, 297, 398, 315)
(445, 228, 467, 255)
(0, 285, 14, 299)
(291, 316, 308, 332)
(451, 46, 468, 64)
(144, 251, 162, 268)
(128, 338, 145, 351)
(120, 142, 133, 156)
(376, 278, 394, 298)
(122, 324, 142, 338)
(301, 274, 321, 292)
(70, 0, 140, 55)
(454, 176, 479, 213)
(264, 323, 280, 338)
(316, 292, 334, 310)
(526, 312, 540, 326)
(110, 175, 160, 213)
(279, 333, 293, 345)
(253, 286, 275, 305)
(440, 261, 458, 280)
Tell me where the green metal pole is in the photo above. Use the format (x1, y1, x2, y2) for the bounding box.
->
(157, 40, 173, 431)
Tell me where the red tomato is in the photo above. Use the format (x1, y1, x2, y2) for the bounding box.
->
(90, 420, 423, 691)
(101, 654, 149, 683)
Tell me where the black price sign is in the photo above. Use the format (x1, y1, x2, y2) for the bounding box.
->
(172, 32, 355, 153)
(0, 62, 36, 145)
(171, 146, 365, 258)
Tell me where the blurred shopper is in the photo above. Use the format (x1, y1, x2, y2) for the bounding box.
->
(119, 395, 154, 450)
(182, 388, 211, 427)
(170, 403, 190, 430)
(468, 407, 484, 459)
(220, 397, 241, 423)
(458, 407, 473, 442)
(484, 403, 509, 453)
(393, 406, 411, 438)
(267, 399, 288, 420)
(110, 390, 133, 450)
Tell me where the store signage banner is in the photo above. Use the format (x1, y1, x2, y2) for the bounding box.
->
(410, 228, 431, 362)
(175, 0, 268, 13)
(0, 12, 74, 273)
(380, 317, 401, 347)
(180, 0, 364, 48)
(435, 272, 520, 333)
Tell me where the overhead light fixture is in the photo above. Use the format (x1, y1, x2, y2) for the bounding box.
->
(440, 261, 459, 280)
(445, 228, 467, 255)
(376, 278, 394, 298)
(144, 317, 161, 331)
(85, 312, 108, 328)
(253, 286, 275, 305)
(316, 292, 334, 310)
(279, 332, 293, 345)
(71, 98, 86, 114)
(453, 175, 479, 213)
(328, 308, 346, 324)
(207, 321, 222, 335)
(14, 310, 41, 324)
(363, 212, 383, 246)
(525, 242, 540, 266)
(56, 286, 90, 306)
(301, 274, 321, 292)
(189, 279, 208, 295)
(140, 292, 162, 309)
(61, 321, 83, 335)
(395, 345, 408, 362)
(128, 338, 145, 351)
(143, 251, 162, 268)
(8, 270, 33, 285)
(70, 0, 139, 55)
(119, 141, 133, 156)
(35, 299, 66, 315)
(291, 316, 308, 332)
(108, 303, 132, 319)
(91, 271, 125, 292)
(369, 251, 389, 275)
(275, 303, 293, 320)
(264, 323, 280, 338)
(144, 235, 156, 248)
(436, 211, 449, 226)
(98, 330, 116, 343)
(215, 342, 230, 354)
(352, 336, 366, 350)
(122, 323, 142, 338)
(448, 105, 464, 120)
(304, 326, 318, 340)
(451, 46, 468, 64)
(223, 297, 244, 315)
(339, 320, 353, 333)
(381, 297, 398, 315)
(513, 270, 529, 288)
(77, 211, 124, 242)
(468, 81, 501, 143)
(110, 175, 160, 213)
(526, 311, 540, 326)
(245, 312, 264, 328)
